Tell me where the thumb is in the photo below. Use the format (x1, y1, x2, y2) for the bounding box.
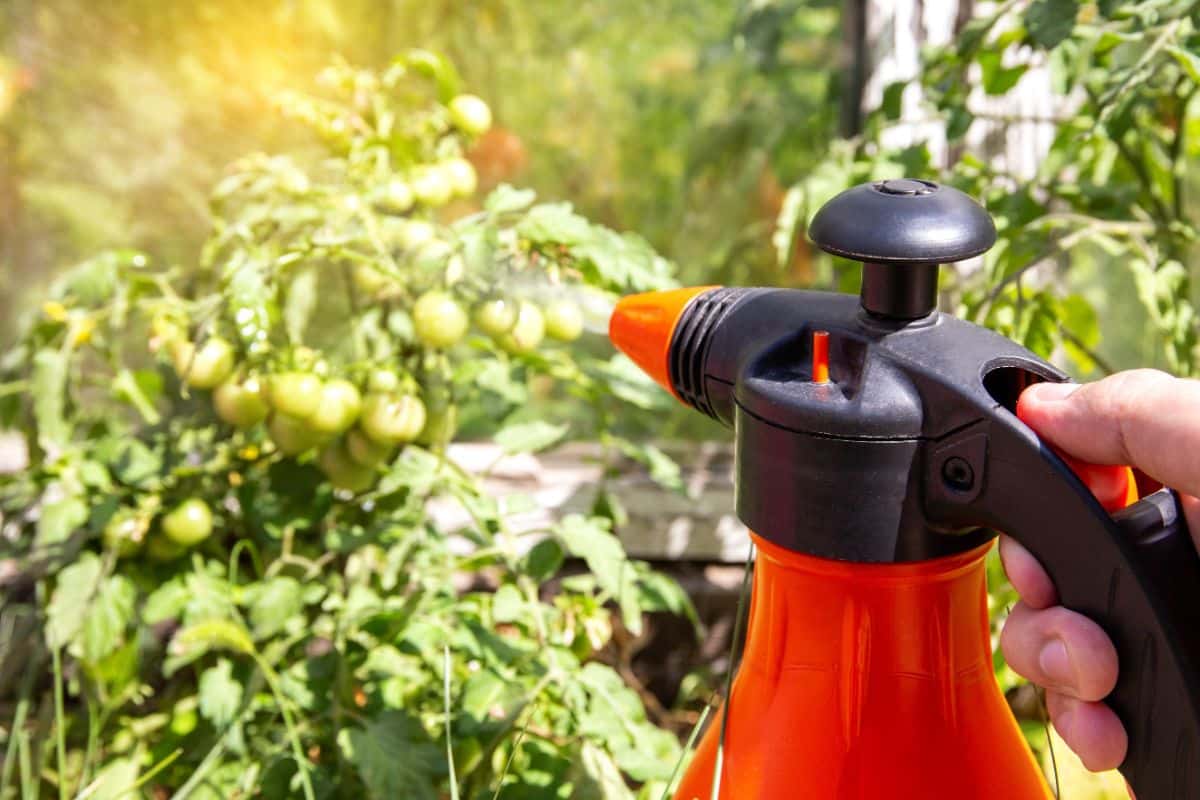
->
(1018, 369, 1200, 499)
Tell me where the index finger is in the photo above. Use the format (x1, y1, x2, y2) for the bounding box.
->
(1018, 370, 1200, 499)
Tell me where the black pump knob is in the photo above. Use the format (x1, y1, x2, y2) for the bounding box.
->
(808, 179, 996, 320)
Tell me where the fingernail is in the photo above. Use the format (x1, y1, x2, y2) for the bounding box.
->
(1028, 382, 1080, 403)
(1039, 638, 1074, 688)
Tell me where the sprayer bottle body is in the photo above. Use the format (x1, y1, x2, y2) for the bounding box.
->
(674, 536, 1052, 800)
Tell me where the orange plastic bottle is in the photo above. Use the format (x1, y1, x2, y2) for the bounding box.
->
(674, 536, 1053, 800)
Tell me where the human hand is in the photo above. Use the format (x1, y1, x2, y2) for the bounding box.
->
(1000, 369, 1200, 772)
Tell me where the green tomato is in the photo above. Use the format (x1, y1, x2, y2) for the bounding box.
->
(161, 498, 214, 547)
(396, 219, 437, 251)
(213, 376, 269, 428)
(308, 379, 363, 435)
(317, 442, 377, 493)
(473, 298, 518, 337)
(268, 412, 325, 456)
(346, 428, 396, 466)
(418, 403, 458, 449)
(410, 167, 453, 207)
(500, 302, 545, 354)
(360, 393, 427, 445)
(441, 158, 477, 197)
(448, 94, 492, 136)
(144, 533, 186, 562)
(376, 178, 414, 214)
(367, 368, 400, 394)
(543, 299, 584, 342)
(412, 290, 469, 349)
(171, 338, 235, 390)
(352, 264, 390, 296)
(267, 372, 323, 419)
(103, 508, 147, 558)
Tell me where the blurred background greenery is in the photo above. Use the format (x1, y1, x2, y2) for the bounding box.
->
(0, 0, 840, 347)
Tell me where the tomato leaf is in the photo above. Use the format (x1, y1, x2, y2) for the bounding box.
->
(337, 711, 441, 800)
(82, 574, 136, 665)
(494, 420, 567, 455)
(45, 552, 102, 650)
(32, 349, 71, 451)
(484, 184, 536, 215)
(199, 658, 243, 728)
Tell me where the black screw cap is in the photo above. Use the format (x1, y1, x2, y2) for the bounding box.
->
(809, 179, 996, 320)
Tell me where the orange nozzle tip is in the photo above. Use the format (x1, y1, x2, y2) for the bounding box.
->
(609, 286, 719, 398)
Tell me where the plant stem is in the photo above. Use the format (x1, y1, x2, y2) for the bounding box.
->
(51, 647, 66, 800)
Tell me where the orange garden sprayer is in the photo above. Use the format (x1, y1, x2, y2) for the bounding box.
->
(608, 180, 1200, 799)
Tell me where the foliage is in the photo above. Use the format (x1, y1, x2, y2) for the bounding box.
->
(778, 0, 1200, 378)
(0, 53, 692, 799)
(0, 0, 842, 347)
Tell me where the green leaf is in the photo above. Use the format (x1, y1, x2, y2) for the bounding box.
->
(522, 538, 565, 583)
(484, 184, 536, 215)
(244, 576, 304, 639)
(36, 491, 88, 549)
(87, 756, 140, 800)
(1168, 45, 1200, 84)
(82, 574, 136, 665)
(1025, 0, 1078, 49)
(516, 203, 593, 246)
(459, 667, 520, 721)
(169, 619, 254, 670)
(556, 515, 642, 635)
(881, 81, 906, 120)
(32, 349, 70, 450)
(977, 50, 1028, 95)
(46, 553, 102, 650)
(617, 441, 681, 492)
(495, 420, 568, 455)
(577, 740, 635, 800)
(491, 584, 524, 623)
(199, 658, 243, 728)
(112, 368, 162, 424)
(337, 711, 441, 800)
(144, 577, 190, 624)
(284, 267, 318, 344)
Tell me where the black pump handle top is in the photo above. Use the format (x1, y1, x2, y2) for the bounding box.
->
(808, 179, 997, 319)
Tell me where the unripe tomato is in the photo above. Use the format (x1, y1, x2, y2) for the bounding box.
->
(318, 442, 377, 493)
(441, 158, 477, 197)
(448, 94, 492, 136)
(500, 302, 545, 354)
(268, 412, 325, 456)
(418, 403, 458, 449)
(346, 428, 396, 466)
(413, 239, 454, 271)
(171, 338, 235, 390)
(103, 508, 147, 558)
(412, 291, 469, 349)
(376, 178, 414, 214)
(308, 379, 363, 435)
(367, 368, 400, 394)
(213, 377, 269, 428)
(267, 372, 323, 419)
(543, 299, 584, 342)
(410, 167, 453, 207)
(161, 498, 214, 547)
(473, 298, 518, 336)
(360, 393, 427, 445)
(396, 219, 437, 251)
(352, 264, 390, 296)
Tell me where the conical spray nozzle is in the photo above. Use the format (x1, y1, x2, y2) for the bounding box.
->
(608, 286, 717, 399)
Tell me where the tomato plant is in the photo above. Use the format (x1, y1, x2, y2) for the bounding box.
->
(0, 51, 689, 800)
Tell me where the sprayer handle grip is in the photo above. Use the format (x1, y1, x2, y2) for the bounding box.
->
(974, 419, 1200, 798)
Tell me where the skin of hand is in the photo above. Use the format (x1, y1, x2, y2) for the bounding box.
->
(1002, 369, 1200, 773)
